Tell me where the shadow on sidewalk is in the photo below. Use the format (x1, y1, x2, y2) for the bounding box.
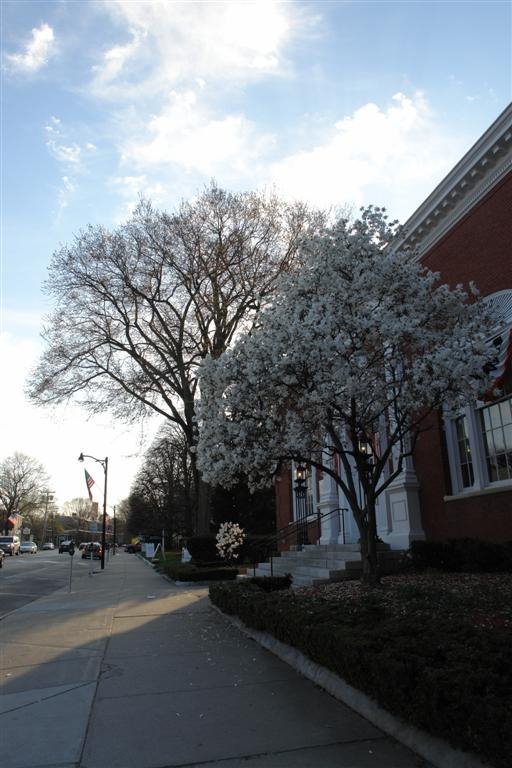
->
(0, 555, 426, 768)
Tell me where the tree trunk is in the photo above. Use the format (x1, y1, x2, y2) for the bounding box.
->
(196, 477, 211, 535)
(361, 499, 380, 586)
(355, 496, 380, 587)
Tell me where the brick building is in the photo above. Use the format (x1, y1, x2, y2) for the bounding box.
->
(276, 103, 512, 550)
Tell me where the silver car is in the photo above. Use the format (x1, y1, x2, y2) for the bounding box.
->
(20, 540, 38, 554)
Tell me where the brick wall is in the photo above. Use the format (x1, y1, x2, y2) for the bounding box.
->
(275, 463, 293, 531)
(413, 171, 512, 541)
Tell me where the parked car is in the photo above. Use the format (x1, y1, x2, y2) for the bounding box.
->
(0, 535, 20, 556)
(42, 542, 55, 550)
(78, 541, 90, 550)
(0, 548, 4, 568)
(20, 540, 38, 554)
(58, 540, 75, 553)
(82, 542, 102, 560)
(125, 542, 141, 553)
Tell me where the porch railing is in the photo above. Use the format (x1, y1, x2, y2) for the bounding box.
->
(247, 506, 348, 577)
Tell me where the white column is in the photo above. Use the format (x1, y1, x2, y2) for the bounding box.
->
(318, 449, 341, 545)
(384, 450, 425, 550)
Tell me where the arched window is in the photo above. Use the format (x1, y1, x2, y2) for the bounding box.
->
(445, 289, 512, 495)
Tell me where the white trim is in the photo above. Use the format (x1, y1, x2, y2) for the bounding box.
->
(444, 481, 512, 502)
(392, 103, 512, 260)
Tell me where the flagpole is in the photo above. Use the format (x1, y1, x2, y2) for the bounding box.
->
(78, 453, 109, 570)
(101, 457, 108, 569)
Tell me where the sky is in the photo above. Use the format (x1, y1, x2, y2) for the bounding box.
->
(1, 0, 511, 511)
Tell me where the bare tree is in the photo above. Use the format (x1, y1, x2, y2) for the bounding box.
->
(0, 452, 49, 533)
(28, 183, 322, 533)
(128, 425, 193, 540)
(61, 497, 96, 519)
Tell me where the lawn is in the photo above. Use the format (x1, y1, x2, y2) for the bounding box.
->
(152, 550, 182, 566)
(210, 572, 512, 767)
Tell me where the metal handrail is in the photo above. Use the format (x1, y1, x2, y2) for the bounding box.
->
(247, 505, 349, 577)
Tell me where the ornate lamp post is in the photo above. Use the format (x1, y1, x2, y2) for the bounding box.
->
(78, 453, 108, 570)
(357, 435, 372, 511)
(294, 463, 309, 547)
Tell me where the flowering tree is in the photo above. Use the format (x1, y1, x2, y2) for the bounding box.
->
(197, 208, 495, 585)
(216, 522, 245, 562)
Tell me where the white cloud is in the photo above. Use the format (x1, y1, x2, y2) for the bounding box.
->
(115, 90, 469, 225)
(120, 89, 275, 179)
(44, 115, 96, 170)
(266, 92, 466, 222)
(44, 117, 97, 168)
(47, 140, 82, 165)
(43, 118, 98, 215)
(57, 175, 76, 213)
(91, 1, 295, 98)
(110, 174, 167, 222)
(91, 30, 144, 94)
(6, 23, 55, 73)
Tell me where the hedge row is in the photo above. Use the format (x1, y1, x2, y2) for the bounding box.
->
(410, 538, 512, 572)
(159, 562, 238, 582)
(209, 581, 512, 768)
(186, 534, 276, 565)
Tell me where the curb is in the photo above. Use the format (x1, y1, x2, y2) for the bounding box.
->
(211, 605, 492, 768)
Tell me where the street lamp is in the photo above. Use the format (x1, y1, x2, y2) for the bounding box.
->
(357, 434, 373, 515)
(294, 463, 309, 547)
(78, 452, 108, 570)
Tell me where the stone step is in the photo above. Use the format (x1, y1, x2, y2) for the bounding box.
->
(280, 553, 362, 567)
(300, 542, 390, 553)
(302, 543, 362, 552)
(254, 561, 363, 582)
(292, 565, 361, 579)
(253, 544, 401, 587)
(254, 563, 289, 577)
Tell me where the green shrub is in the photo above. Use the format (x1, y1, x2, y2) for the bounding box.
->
(186, 535, 220, 564)
(249, 575, 292, 592)
(209, 581, 512, 768)
(239, 535, 276, 565)
(410, 538, 512, 573)
(162, 562, 238, 582)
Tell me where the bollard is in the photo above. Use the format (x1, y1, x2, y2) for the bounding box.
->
(68, 544, 75, 592)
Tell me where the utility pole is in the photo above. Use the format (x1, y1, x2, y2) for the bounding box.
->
(41, 490, 55, 544)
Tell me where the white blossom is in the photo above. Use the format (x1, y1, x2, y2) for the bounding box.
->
(216, 521, 245, 561)
(197, 208, 496, 581)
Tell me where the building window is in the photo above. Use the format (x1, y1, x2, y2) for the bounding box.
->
(444, 289, 512, 496)
(480, 398, 512, 482)
(454, 415, 474, 487)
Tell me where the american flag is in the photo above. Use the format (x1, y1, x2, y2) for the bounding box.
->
(484, 328, 512, 400)
(84, 469, 95, 501)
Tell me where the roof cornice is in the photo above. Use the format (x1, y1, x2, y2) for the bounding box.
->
(393, 102, 512, 259)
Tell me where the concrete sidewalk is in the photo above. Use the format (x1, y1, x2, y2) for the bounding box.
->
(0, 552, 430, 768)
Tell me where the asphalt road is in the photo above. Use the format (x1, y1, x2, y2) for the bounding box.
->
(0, 549, 102, 618)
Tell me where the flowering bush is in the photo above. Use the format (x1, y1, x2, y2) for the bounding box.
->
(216, 522, 245, 562)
